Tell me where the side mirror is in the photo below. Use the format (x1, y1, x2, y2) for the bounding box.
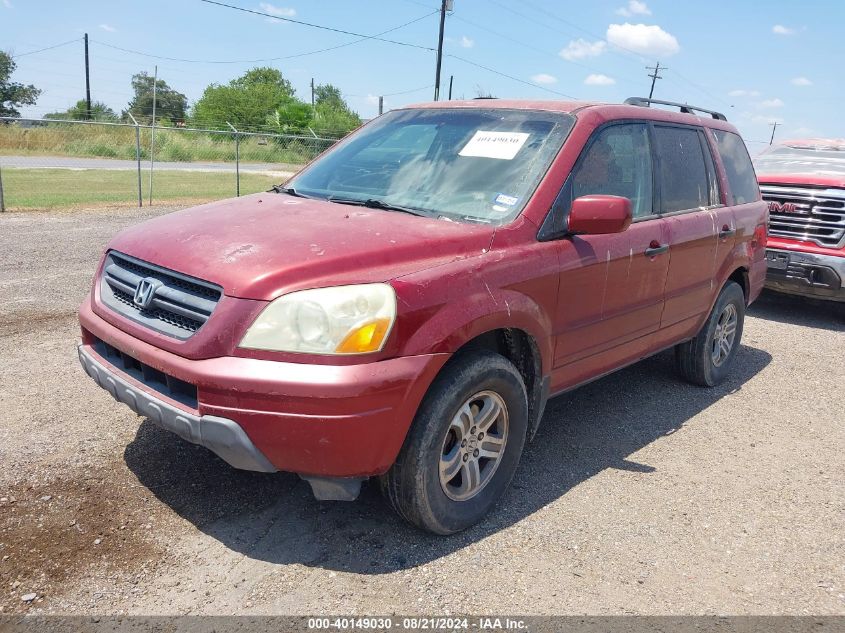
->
(568, 195, 632, 235)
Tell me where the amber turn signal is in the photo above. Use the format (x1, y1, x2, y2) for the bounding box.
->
(335, 318, 392, 354)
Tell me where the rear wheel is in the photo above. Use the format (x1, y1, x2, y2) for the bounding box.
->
(380, 350, 528, 534)
(675, 281, 745, 387)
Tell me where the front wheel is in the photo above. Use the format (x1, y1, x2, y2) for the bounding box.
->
(380, 350, 528, 535)
(675, 280, 745, 387)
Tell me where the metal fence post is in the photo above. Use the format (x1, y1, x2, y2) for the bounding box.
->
(227, 121, 240, 197)
(127, 112, 142, 207)
(148, 65, 157, 206)
(0, 162, 5, 213)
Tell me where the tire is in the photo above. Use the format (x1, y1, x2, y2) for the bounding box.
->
(675, 281, 745, 387)
(380, 350, 529, 535)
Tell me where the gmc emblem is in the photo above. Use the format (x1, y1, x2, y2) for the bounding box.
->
(768, 201, 799, 213)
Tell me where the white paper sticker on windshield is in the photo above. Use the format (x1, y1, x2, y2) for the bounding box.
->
(459, 131, 530, 160)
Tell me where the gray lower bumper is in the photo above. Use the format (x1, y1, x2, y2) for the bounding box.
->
(77, 344, 277, 473)
(765, 248, 845, 302)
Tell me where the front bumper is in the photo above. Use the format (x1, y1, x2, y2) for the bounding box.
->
(765, 247, 845, 302)
(78, 298, 449, 479)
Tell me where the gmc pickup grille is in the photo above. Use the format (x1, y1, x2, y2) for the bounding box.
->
(99, 251, 222, 339)
(760, 184, 845, 248)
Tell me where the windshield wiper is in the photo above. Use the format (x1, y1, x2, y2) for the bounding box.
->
(327, 197, 430, 217)
(271, 185, 311, 198)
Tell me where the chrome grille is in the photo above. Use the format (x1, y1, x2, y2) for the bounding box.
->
(760, 184, 845, 248)
(100, 251, 222, 339)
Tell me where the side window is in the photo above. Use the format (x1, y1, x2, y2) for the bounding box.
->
(712, 130, 760, 205)
(570, 123, 654, 218)
(699, 130, 721, 205)
(653, 125, 711, 213)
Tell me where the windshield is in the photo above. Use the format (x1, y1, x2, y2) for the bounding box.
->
(753, 143, 845, 177)
(285, 107, 575, 224)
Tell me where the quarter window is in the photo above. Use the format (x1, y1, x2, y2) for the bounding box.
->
(570, 123, 654, 218)
(653, 126, 711, 213)
(712, 130, 760, 205)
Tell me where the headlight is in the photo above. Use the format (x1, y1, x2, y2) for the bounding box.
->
(239, 283, 396, 355)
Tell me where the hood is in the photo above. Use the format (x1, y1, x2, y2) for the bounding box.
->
(107, 193, 495, 300)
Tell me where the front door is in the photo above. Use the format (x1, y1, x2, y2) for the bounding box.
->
(551, 122, 670, 385)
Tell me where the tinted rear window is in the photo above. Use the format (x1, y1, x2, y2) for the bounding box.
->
(712, 130, 760, 204)
(653, 126, 710, 212)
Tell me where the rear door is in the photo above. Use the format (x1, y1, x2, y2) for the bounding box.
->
(652, 124, 723, 328)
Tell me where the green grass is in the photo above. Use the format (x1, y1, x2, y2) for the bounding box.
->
(0, 124, 331, 164)
(1, 168, 283, 211)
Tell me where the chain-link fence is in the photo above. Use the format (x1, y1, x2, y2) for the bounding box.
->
(0, 117, 339, 212)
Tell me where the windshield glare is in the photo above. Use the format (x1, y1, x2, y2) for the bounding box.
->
(286, 108, 575, 224)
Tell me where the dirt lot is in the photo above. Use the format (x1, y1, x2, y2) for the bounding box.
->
(0, 205, 843, 615)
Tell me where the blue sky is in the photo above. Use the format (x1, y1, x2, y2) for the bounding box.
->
(2, 0, 842, 151)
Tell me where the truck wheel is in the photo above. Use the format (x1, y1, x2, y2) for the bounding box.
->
(380, 350, 528, 535)
(675, 280, 745, 387)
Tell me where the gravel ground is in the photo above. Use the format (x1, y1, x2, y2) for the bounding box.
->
(0, 205, 843, 616)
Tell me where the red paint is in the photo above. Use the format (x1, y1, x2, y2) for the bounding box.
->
(568, 195, 632, 235)
(78, 100, 768, 478)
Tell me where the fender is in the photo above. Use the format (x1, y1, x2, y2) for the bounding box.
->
(395, 283, 554, 376)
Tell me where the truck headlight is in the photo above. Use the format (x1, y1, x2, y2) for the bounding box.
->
(239, 283, 396, 355)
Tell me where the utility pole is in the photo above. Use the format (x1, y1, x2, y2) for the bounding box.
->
(448, 75, 454, 100)
(646, 61, 664, 100)
(769, 121, 779, 145)
(84, 33, 92, 119)
(433, 0, 452, 101)
(310, 77, 315, 108)
(378, 96, 384, 116)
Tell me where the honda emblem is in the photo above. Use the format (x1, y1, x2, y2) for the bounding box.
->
(133, 277, 161, 309)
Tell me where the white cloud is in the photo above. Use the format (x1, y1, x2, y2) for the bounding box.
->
(559, 38, 606, 61)
(606, 23, 680, 57)
(616, 1, 651, 17)
(584, 74, 616, 86)
(98, 23, 116, 32)
(759, 98, 784, 108)
(2, 0, 12, 8)
(752, 115, 784, 125)
(728, 89, 760, 97)
(460, 35, 474, 48)
(531, 73, 558, 85)
(365, 94, 379, 106)
(789, 126, 817, 137)
(772, 24, 795, 35)
(259, 2, 295, 17)
(791, 77, 812, 86)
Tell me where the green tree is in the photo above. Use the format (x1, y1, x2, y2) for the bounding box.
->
(267, 99, 314, 134)
(0, 51, 41, 117)
(311, 83, 361, 136)
(44, 99, 117, 121)
(126, 72, 187, 124)
(314, 83, 345, 110)
(191, 66, 295, 130)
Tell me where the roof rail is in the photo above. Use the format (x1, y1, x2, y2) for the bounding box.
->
(624, 97, 727, 121)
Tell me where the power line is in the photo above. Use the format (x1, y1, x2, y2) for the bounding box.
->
(10, 38, 82, 59)
(199, 0, 435, 52)
(450, 14, 641, 89)
(446, 54, 576, 99)
(89, 10, 437, 64)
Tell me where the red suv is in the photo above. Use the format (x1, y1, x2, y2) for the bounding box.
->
(78, 97, 767, 533)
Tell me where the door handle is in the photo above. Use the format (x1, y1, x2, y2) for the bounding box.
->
(645, 243, 669, 257)
(719, 226, 736, 239)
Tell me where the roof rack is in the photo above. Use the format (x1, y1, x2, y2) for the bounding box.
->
(624, 97, 727, 121)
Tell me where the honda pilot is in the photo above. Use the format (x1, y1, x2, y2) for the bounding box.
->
(78, 97, 768, 534)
